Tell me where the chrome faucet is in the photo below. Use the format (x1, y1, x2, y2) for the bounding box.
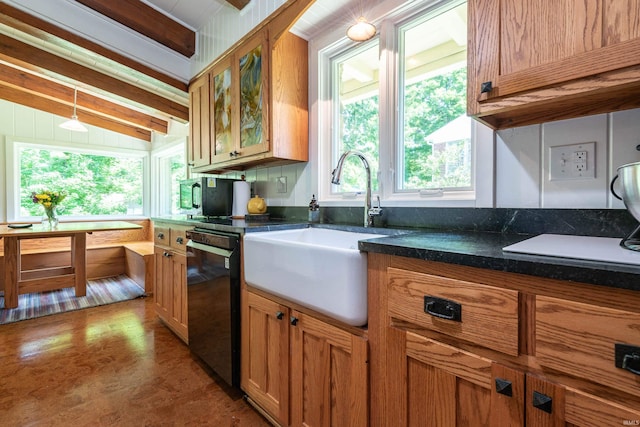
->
(331, 150, 382, 227)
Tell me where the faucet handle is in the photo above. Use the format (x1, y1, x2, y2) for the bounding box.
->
(369, 196, 383, 217)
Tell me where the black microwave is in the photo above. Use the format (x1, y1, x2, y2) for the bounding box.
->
(179, 177, 236, 217)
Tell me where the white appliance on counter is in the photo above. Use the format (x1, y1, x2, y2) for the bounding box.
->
(503, 234, 640, 265)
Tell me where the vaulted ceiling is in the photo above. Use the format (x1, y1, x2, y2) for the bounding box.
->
(0, 0, 252, 142)
(0, 0, 382, 142)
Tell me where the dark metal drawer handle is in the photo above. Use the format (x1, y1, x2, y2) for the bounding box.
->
(615, 343, 640, 376)
(275, 311, 284, 320)
(176, 237, 184, 244)
(424, 296, 462, 322)
(532, 391, 552, 414)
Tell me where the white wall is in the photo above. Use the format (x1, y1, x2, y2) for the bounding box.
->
(496, 108, 640, 209)
(0, 99, 150, 223)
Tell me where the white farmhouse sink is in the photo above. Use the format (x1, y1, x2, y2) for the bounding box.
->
(243, 228, 382, 326)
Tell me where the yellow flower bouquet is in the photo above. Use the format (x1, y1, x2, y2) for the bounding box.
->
(32, 190, 67, 228)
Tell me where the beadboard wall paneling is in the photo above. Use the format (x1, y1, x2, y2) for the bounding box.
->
(190, 0, 287, 78)
(496, 108, 640, 209)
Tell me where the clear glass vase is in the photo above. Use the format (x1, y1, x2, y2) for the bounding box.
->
(42, 206, 59, 228)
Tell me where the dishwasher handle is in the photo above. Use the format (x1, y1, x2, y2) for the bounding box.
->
(187, 240, 234, 258)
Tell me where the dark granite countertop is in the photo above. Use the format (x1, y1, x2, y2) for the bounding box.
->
(358, 230, 640, 292)
(151, 216, 640, 292)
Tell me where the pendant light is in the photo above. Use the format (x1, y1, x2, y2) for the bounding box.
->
(347, 17, 376, 42)
(59, 87, 88, 132)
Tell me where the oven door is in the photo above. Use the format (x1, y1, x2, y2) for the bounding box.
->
(186, 239, 240, 388)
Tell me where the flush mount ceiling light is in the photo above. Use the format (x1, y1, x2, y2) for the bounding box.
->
(347, 17, 376, 42)
(59, 87, 88, 132)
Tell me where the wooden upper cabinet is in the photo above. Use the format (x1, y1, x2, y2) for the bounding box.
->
(188, 73, 212, 168)
(468, 0, 640, 129)
(234, 30, 270, 161)
(189, 26, 308, 173)
(210, 55, 236, 164)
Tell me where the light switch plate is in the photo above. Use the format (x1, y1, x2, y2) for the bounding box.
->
(549, 141, 596, 180)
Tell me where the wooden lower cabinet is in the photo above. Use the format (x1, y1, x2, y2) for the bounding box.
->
(369, 253, 640, 427)
(242, 290, 368, 427)
(386, 328, 494, 426)
(152, 222, 190, 343)
(153, 246, 188, 342)
(241, 291, 290, 424)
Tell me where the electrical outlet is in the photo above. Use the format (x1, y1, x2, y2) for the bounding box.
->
(549, 142, 596, 180)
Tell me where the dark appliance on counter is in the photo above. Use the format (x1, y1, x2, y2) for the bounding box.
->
(179, 177, 236, 218)
(186, 228, 240, 388)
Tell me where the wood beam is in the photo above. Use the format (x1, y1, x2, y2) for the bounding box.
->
(0, 63, 167, 133)
(74, 0, 195, 58)
(0, 3, 187, 92)
(227, 0, 252, 10)
(0, 83, 151, 141)
(0, 34, 189, 121)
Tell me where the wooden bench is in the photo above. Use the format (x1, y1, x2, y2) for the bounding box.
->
(123, 242, 155, 293)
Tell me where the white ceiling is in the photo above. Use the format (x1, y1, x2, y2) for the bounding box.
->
(142, 0, 387, 40)
(142, 0, 227, 31)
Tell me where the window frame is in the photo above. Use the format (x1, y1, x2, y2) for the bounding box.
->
(314, 0, 494, 208)
(6, 137, 150, 222)
(150, 138, 187, 217)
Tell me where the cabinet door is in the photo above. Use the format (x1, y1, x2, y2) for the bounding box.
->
(241, 291, 289, 425)
(235, 30, 269, 159)
(210, 55, 237, 164)
(468, 0, 640, 128)
(188, 73, 211, 168)
(169, 252, 188, 342)
(290, 311, 368, 427)
(386, 328, 493, 426)
(154, 246, 172, 320)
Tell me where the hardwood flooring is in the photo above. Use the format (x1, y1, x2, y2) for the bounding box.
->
(0, 297, 270, 427)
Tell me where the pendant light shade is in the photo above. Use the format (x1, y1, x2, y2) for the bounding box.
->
(59, 87, 88, 132)
(347, 17, 376, 42)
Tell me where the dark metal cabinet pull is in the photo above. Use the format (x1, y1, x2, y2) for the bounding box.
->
(495, 378, 513, 397)
(532, 391, 552, 414)
(275, 311, 284, 320)
(157, 232, 165, 239)
(615, 343, 640, 376)
(480, 81, 493, 93)
(424, 296, 462, 322)
(176, 237, 184, 245)
(290, 316, 298, 326)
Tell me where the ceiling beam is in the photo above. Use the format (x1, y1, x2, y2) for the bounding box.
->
(0, 3, 187, 92)
(227, 0, 252, 10)
(0, 83, 151, 141)
(73, 0, 196, 58)
(0, 63, 167, 134)
(0, 33, 189, 121)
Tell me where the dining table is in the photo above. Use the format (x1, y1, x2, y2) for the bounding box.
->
(0, 221, 142, 309)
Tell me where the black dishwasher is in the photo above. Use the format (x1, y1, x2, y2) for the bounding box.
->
(186, 228, 240, 388)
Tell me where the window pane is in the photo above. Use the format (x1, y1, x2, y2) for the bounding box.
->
(169, 151, 186, 214)
(400, 3, 471, 191)
(333, 42, 379, 193)
(20, 147, 144, 217)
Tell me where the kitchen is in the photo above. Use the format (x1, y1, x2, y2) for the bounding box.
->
(1, 0, 640, 426)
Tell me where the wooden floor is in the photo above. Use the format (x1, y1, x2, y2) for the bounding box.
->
(0, 297, 271, 427)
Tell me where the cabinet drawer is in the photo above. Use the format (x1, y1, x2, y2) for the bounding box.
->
(170, 227, 189, 251)
(154, 225, 170, 246)
(565, 386, 640, 426)
(536, 296, 640, 397)
(387, 267, 520, 356)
